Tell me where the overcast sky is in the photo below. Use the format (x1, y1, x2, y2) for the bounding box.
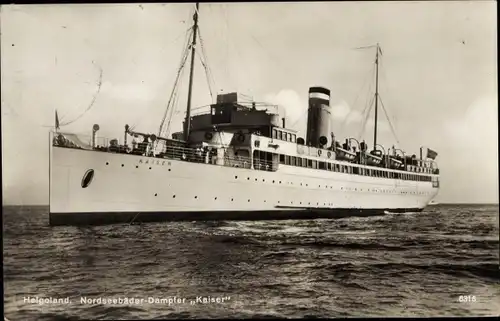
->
(1, 2, 497, 205)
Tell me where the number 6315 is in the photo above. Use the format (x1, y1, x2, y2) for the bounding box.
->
(459, 295, 476, 303)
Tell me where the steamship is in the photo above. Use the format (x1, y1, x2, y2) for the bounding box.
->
(49, 4, 440, 226)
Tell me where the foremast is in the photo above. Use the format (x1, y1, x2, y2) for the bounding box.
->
(184, 2, 199, 142)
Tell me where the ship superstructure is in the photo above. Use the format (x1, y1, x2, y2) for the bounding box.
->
(49, 3, 440, 225)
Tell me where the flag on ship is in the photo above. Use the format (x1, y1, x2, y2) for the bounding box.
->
(426, 148, 438, 160)
(55, 110, 60, 130)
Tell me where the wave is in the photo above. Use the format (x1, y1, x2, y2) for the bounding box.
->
(277, 240, 406, 251)
(369, 262, 500, 280)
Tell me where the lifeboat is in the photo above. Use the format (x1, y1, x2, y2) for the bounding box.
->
(388, 156, 404, 169)
(366, 151, 383, 166)
(335, 147, 356, 162)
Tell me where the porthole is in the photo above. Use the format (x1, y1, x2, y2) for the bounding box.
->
(81, 169, 95, 188)
(168, 169, 171, 172)
(106, 162, 109, 165)
(121, 164, 124, 167)
(136, 165, 139, 168)
(173, 195, 176, 198)
(149, 167, 152, 170)
(215, 197, 217, 200)
(247, 177, 250, 180)
(231, 198, 234, 201)
(154, 193, 157, 196)
(235, 176, 238, 179)
(194, 196, 198, 199)
(248, 199, 250, 202)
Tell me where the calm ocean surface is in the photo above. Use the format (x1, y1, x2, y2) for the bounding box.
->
(3, 204, 499, 319)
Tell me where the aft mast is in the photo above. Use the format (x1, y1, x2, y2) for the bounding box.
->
(373, 43, 380, 150)
(184, 2, 200, 142)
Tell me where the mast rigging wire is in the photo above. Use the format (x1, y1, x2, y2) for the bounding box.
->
(357, 93, 375, 142)
(339, 63, 376, 136)
(356, 68, 376, 141)
(158, 4, 218, 140)
(157, 27, 193, 138)
(162, 27, 194, 135)
(197, 28, 216, 102)
(128, 26, 194, 132)
(162, 59, 187, 139)
(59, 62, 103, 127)
(379, 95, 401, 146)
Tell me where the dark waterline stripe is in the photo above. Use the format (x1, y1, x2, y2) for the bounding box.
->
(49, 208, 423, 226)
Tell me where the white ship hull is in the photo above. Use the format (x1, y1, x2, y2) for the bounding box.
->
(49, 145, 438, 225)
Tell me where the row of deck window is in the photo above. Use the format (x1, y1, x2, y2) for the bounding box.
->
(272, 129, 297, 143)
(279, 154, 435, 182)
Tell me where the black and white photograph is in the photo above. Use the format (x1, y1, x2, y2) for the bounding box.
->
(2, 1, 498, 319)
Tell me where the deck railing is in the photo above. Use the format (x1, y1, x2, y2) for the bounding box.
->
(52, 131, 437, 175)
(52, 132, 275, 171)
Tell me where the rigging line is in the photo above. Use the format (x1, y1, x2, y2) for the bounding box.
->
(357, 94, 375, 142)
(198, 28, 216, 101)
(165, 87, 180, 138)
(158, 50, 188, 137)
(163, 39, 191, 138)
(128, 27, 193, 132)
(377, 54, 401, 146)
(158, 28, 193, 137)
(165, 90, 180, 138)
(354, 93, 374, 139)
(379, 95, 401, 145)
(378, 58, 398, 127)
(379, 58, 391, 94)
(339, 62, 376, 135)
(130, 26, 192, 133)
(60, 63, 103, 127)
(164, 63, 186, 138)
(174, 104, 212, 115)
(352, 45, 378, 50)
(194, 49, 212, 94)
(195, 34, 214, 101)
(355, 70, 375, 140)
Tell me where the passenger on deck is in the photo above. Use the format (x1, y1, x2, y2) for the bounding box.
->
(196, 148, 203, 162)
(204, 147, 210, 164)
